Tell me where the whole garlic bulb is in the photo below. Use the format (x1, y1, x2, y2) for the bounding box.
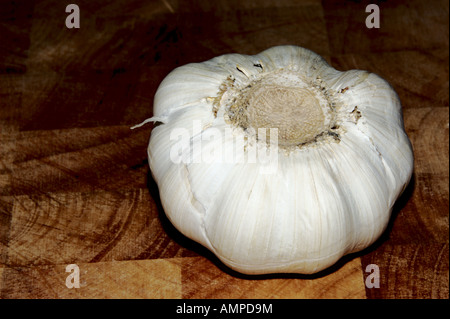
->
(145, 45, 414, 275)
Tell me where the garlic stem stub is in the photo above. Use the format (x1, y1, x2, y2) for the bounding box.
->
(146, 45, 414, 275)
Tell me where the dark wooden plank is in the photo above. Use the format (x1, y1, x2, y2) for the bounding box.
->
(362, 243, 449, 299)
(0, 126, 150, 195)
(322, 0, 449, 54)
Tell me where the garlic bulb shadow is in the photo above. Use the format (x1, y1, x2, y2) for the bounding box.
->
(145, 45, 414, 275)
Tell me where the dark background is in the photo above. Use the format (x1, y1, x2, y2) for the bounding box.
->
(0, 0, 448, 299)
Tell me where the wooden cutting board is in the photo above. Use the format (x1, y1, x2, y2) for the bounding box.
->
(0, 0, 448, 299)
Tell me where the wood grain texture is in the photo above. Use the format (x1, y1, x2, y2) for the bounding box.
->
(0, 0, 448, 299)
(180, 257, 366, 299)
(0, 257, 366, 299)
(0, 259, 183, 298)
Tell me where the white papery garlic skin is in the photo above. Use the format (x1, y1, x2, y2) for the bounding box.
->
(146, 45, 414, 275)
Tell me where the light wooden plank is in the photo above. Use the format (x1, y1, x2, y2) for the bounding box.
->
(0, 259, 182, 299)
(181, 257, 366, 299)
